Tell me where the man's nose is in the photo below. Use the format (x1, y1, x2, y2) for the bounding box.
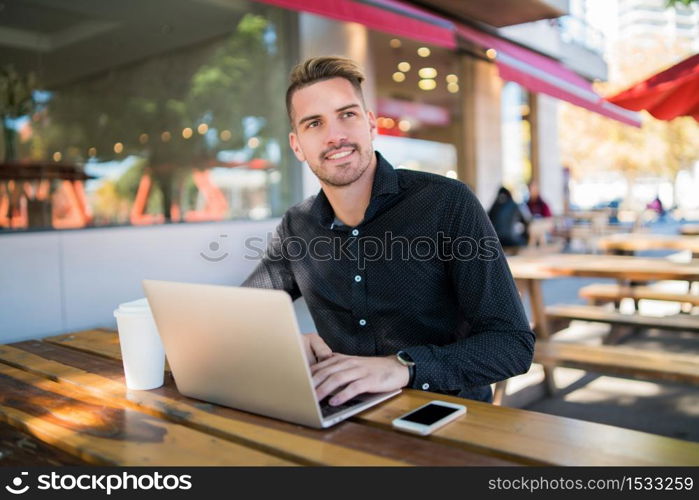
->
(324, 120, 348, 147)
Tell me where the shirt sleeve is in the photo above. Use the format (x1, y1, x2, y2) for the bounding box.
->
(402, 183, 535, 393)
(241, 215, 301, 300)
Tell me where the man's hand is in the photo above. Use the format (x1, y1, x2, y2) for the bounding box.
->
(301, 333, 333, 365)
(311, 354, 410, 406)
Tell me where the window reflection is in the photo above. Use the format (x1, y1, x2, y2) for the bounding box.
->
(371, 32, 462, 179)
(0, 1, 296, 231)
(501, 81, 532, 202)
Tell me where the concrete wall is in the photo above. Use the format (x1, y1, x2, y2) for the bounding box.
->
(298, 13, 378, 200)
(462, 57, 563, 213)
(533, 93, 564, 215)
(299, 13, 377, 113)
(0, 220, 316, 343)
(501, 20, 562, 60)
(500, 18, 608, 81)
(471, 59, 504, 209)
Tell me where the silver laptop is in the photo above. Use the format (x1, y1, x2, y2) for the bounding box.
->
(142, 279, 400, 428)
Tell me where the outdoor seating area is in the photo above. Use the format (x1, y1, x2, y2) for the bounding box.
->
(2, 0, 699, 472)
(2, 217, 698, 466)
(501, 220, 699, 446)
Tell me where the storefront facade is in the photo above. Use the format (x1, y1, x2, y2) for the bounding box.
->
(0, 0, 638, 232)
(0, 0, 638, 338)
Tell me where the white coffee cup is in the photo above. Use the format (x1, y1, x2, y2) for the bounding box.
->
(113, 298, 165, 390)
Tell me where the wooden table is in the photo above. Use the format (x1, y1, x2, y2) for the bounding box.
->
(509, 253, 699, 332)
(505, 253, 699, 395)
(510, 253, 699, 283)
(1, 329, 697, 466)
(598, 233, 699, 257)
(681, 224, 699, 236)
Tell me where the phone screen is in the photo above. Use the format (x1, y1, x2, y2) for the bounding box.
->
(399, 403, 460, 425)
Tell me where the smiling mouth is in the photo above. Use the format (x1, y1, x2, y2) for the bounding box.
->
(325, 149, 355, 161)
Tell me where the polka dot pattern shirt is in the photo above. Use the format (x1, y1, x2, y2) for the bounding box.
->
(243, 152, 535, 402)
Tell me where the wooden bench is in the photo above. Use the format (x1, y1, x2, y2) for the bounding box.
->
(579, 283, 699, 310)
(546, 304, 699, 333)
(534, 340, 699, 386)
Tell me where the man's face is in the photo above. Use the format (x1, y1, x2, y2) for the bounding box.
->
(289, 77, 377, 187)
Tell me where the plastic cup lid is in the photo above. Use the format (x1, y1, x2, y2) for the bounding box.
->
(114, 298, 151, 315)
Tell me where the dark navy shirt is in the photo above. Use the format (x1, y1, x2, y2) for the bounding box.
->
(243, 151, 534, 402)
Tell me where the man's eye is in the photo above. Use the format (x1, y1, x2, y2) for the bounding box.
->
(342, 111, 356, 118)
(307, 120, 320, 129)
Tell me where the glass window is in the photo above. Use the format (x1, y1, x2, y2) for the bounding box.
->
(0, 0, 298, 231)
(370, 32, 462, 180)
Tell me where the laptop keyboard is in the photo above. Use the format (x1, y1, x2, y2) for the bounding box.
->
(319, 393, 375, 418)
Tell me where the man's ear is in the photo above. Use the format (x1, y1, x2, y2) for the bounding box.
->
(367, 110, 377, 140)
(289, 131, 306, 162)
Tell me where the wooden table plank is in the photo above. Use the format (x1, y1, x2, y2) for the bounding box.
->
(1, 341, 514, 466)
(546, 304, 699, 332)
(598, 233, 699, 254)
(47, 329, 177, 370)
(681, 224, 699, 236)
(509, 254, 699, 282)
(0, 421, 88, 465)
(356, 390, 699, 466)
(534, 341, 699, 385)
(579, 283, 699, 307)
(46, 328, 130, 362)
(0, 362, 293, 466)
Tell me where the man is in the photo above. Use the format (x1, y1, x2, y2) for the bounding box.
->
(243, 56, 534, 406)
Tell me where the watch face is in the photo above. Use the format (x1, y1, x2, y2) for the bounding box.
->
(397, 351, 415, 366)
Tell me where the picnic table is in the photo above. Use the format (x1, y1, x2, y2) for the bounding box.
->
(681, 224, 699, 236)
(1, 329, 698, 466)
(509, 253, 699, 284)
(507, 253, 699, 336)
(597, 233, 699, 257)
(505, 253, 699, 397)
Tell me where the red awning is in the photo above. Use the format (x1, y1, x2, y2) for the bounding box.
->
(255, 0, 456, 48)
(255, 0, 640, 127)
(605, 53, 699, 122)
(407, 0, 566, 28)
(456, 24, 642, 127)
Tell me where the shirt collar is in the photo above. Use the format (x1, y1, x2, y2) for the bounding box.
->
(310, 150, 400, 227)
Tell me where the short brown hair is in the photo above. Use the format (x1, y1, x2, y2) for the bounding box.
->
(286, 56, 366, 126)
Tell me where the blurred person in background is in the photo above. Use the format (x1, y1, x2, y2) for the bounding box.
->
(488, 186, 530, 247)
(646, 195, 666, 221)
(526, 181, 552, 218)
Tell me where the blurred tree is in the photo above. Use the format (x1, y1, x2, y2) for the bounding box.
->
(559, 35, 699, 208)
(666, 0, 697, 6)
(0, 66, 37, 162)
(33, 12, 288, 222)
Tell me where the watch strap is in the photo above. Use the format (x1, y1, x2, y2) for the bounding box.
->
(396, 351, 416, 387)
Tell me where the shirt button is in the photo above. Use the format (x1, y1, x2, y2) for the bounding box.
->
(359, 319, 367, 326)
(421, 383, 430, 391)
(354, 275, 362, 282)
(351, 229, 359, 236)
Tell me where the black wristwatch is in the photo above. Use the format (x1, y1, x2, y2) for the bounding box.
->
(396, 350, 416, 387)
